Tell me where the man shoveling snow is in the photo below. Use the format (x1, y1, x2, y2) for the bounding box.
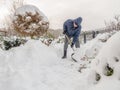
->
(62, 17, 82, 59)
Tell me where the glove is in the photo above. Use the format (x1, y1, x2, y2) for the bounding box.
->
(71, 43, 74, 48)
(63, 31, 66, 34)
(63, 31, 65, 34)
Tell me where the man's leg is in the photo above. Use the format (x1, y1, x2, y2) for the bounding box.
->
(75, 38, 80, 48)
(62, 36, 69, 59)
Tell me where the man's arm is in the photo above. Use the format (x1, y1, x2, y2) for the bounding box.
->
(72, 26, 81, 44)
(63, 23, 67, 34)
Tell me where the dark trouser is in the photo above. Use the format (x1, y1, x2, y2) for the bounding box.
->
(64, 36, 80, 51)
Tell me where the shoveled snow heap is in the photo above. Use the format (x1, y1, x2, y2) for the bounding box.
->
(0, 40, 86, 90)
(72, 31, 115, 62)
(87, 31, 120, 90)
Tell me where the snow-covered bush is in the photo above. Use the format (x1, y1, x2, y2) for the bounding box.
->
(105, 15, 120, 30)
(1, 38, 27, 50)
(88, 31, 120, 85)
(13, 5, 49, 37)
(96, 73, 101, 81)
(103, 63, 114, 76)
(40, 38, 53, 46)
(98, 32, 115, 42)
(2, 0, 25, 35)
(87, 70, 101, 84)
(73, 31, 116, 61)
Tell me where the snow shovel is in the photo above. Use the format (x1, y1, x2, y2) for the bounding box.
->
(65, 34, 77, 62)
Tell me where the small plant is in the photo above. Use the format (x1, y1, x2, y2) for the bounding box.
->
(56, 38, 64, 43)
(104, 64, 114, 76)
(114, 57, 119, 62)
(3, 39, 27, 50)
(4, 41, 12, 50)
(95, 73, 101, 82)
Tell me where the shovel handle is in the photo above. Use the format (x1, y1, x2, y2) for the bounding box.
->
(65, 34, 75, 51)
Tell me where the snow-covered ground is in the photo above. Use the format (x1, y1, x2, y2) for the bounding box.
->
(0, 40, 87, 90)
(87, 31, 120, 90)
(0, 31, 120, 90)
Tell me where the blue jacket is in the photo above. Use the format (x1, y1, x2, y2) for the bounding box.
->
(63, 17, 82, 44)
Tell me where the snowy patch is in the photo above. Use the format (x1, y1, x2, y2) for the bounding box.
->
(87, 31, 120, 90)
(0, 31, 119, 90)
(72, 32, 115, 62)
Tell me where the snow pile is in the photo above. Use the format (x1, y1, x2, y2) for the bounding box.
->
(0, 31, 120, 90)
(73, 32, 116, 61)
(0, 40, 87, 90)
(0, 40, 56, 89)
(87, 31, 120, 90)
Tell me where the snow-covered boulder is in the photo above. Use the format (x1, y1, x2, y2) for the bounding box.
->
(13, 5, 49, 36)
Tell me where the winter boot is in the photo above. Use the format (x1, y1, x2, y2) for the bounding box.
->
(62, 50, 67, 59)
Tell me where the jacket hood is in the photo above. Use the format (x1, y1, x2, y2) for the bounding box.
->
(73, 17, 82, 25)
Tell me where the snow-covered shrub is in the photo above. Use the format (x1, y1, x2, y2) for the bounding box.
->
(41, 38, 53, 46)
(98, 32, 115, 43)
(73, 31, 116, 61)
(96, 73, 101, 81)
(2, 38, 27, 50)
(2, 0, 25, 36)
(105, 15, 120, 30)
(39, 35, 54, 46)
(13, 5, 49, 37)
(103, 64, 114, 76)
(88, 31, 120, 85)
(87, 70, 101, 84)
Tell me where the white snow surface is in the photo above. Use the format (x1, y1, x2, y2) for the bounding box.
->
(0, 40, 87, 90)
(0, 31, 120, 90)
(87, 31, 120, 90)
(72, 32, 114, 62)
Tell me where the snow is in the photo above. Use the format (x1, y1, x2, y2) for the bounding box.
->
(91, 31, 120, 76)
(15, 5, 48, 22)
(0, 40, 87, 90)
(72, 31, 115, 62)
(0, 31, 120, 90)
(87, 31, 120, 90)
